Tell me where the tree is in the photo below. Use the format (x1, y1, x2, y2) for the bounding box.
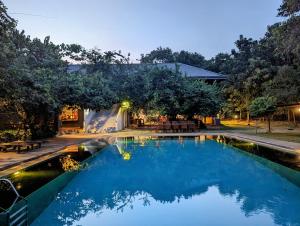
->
(140, 47, 208, 68)
(118, 72, 149, 113)
(181, 80, 222, 119)
(278, 0, 300, 16)
(249, 96, 277, 133)
(140, 47, 174, 63)
(264, 66, 300, 104)
(206, 53, 234, 74)
(144, 67, 183, 119)
(173, 50, 206, 68)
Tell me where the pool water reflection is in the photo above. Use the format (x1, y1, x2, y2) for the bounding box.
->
(32, 138, 300, 226)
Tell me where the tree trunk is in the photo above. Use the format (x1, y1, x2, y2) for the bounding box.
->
(247, 111, 250, 125)
(292, 111, 297, 127)
(255, 119, 258, 134)
(287, 109, 290, 122)
(239, 110, 242, 120)
(267, 116, 271, 133)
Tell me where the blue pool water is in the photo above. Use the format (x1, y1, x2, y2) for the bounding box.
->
(32, 138, 300, 226)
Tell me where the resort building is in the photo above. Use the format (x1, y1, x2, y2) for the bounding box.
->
(59, 63, 226, 134)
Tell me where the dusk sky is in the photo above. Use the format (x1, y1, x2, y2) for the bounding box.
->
(4, 0, 282, 61)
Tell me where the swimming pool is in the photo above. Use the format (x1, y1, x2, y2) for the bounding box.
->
(32, 137, 300, 226)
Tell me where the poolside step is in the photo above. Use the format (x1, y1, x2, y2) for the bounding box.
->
(9, 204, 28, 226)
(0, 179, 28, 226)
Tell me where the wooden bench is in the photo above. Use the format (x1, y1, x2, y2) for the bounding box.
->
(1, 141, 33, 153)
(26, 140, 43, 149)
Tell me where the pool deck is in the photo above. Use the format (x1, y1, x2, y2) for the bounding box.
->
(1, 130, 300, 176)
(0, 135, 99, 177)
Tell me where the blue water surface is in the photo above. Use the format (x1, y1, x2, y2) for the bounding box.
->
(32, 138, 300, 226)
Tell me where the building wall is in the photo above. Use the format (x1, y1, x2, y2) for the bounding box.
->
(60, 108, 84, 129)
(116, 108, 128, 131)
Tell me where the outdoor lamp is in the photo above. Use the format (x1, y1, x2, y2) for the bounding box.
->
(121, 100, 131, 109)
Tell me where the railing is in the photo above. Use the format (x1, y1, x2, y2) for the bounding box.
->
(0, 179, 28, 226)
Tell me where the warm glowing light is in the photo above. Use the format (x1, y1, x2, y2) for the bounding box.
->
(115, 144, 132, 161)
(13, 171, 20, 176)
(234, 115, 238, 119)
(78, 144, 85, 152)
(121, 100, 131, 109)
(122, 152, 131, 160)
(298, 108, 300, 112)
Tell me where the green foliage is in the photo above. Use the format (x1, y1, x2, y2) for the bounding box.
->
(1, 0, 300, 139)
(140, 47, 174, 63)
(221, 4, 300, 118)
(0, 130, 25, 142)
(140, 47, 207, 68)
(278, 0, 300, 16)
(144, 68, 183, 118)
(120, 66, 223, 119)
(0, 1, 123, 139)
(249, 96, 277, 118)
(181, 80, 222, 118)
(264, 66, 300, 104)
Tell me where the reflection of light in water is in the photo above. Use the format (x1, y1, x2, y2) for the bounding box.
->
(135, 136, 148, 147)
(155, 141, 160, 148)
(13, 171, 20, 176)
(16, 183, 22, 190)
(199, 136, 205, 142)
(122, 152, 131, 160)
(60, 156, 80, 171)
(32, 140, 300, 226)
(178, 137, 184, 145)
(11, 170, 60, 179)
(115, 144, 132, 161)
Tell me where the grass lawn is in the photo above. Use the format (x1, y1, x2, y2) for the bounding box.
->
(222, 120, 300, 143)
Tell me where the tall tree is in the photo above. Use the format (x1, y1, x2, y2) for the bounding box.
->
(249, 96, 277, 133)
(140, 47, 174, 63)
(278, 0, 300, 16)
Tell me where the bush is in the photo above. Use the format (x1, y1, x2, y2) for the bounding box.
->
(0, 130, 25, 142)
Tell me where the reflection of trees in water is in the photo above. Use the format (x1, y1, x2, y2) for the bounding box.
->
(38, 140, 300, 226)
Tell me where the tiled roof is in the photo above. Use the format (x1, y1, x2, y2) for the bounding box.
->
(67, 63, 226, 80)
(155, 63, 226, 80)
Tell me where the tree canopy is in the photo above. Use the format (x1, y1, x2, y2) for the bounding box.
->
(249, 96, 277, 132)
(1, 0, 300, 138)
(140, 47, 207, 68)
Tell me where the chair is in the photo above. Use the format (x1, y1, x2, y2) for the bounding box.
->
(163, 122, 172, 133)
(179, 122, 188, 132)
(171, 121, 180, 133)
(187, 121, 197, 132)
